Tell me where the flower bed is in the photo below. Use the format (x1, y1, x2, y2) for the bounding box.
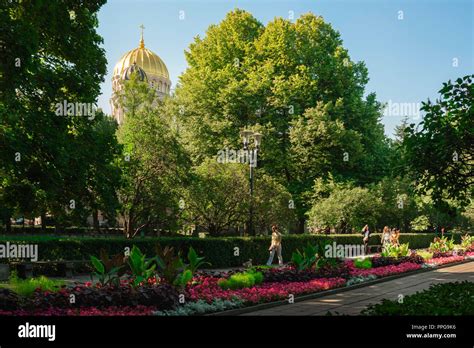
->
(425, 255, 465, 266)
(186, 276, 346, 304)
(0, 305, 157, 316)
(0, 283, 179, 316)
(370, 254, 424, 267)
(258, 263, 350, 283)
(346, 261, 422, 277)
(0, 245, 472, 316)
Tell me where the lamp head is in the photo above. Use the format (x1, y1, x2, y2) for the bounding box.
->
(240, 129, 253, 146)
(253, 132, 262, 147)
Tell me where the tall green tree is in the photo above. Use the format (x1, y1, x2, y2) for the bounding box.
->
(116, 73, 191, 238)
(0, 0, 118, 230)
(404, 75, 473, 207)
(175, 9, 390, 232)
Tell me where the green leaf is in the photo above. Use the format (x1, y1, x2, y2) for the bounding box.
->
(90, 256, 105, 274)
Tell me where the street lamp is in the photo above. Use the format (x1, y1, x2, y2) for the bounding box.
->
(240, 129, 262, 236)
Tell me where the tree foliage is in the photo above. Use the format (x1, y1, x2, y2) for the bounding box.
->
(174, 10, 390, 231)
(116, 73, 191, 237)
(180, 159, 295, 236)
(0, 0, 119, 230)
(404, 75, 473, 206)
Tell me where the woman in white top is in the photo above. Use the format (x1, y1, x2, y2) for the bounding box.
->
(266, 224, 283, 266)
(381, 226, 391, 246)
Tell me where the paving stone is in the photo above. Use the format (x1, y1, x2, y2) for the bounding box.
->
(241, 261, 474, 316)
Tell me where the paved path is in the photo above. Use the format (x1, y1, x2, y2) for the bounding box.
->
(242, 261, 474, 316)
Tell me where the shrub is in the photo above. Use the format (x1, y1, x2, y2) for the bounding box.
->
(90, 250, 125, 286)
(127, 245, 157, 287)
(353, 258, 372, 269)
(307, 186, 381, 233)
(429, 236, 455, 253)
(416, 250, 433, 260)
(461, 234, 474, 251)
(362, 281, 474, 315)
(381, 243, 410, 258)
(7, 273, 65, 297)
(0, 233, 467, 268)
(217, 271, 264, 290)
(291, 243, 319, 271)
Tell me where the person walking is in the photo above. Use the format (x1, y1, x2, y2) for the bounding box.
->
(381, 226, 391, 247)
(391, 228, 400, 246)
(362, 224, 370, 255)
(266, 224, 283, 266)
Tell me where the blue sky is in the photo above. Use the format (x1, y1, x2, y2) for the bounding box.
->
(96, 0, 473, 137)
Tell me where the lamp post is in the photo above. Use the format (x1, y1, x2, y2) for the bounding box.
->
(240, 130, 262, 236)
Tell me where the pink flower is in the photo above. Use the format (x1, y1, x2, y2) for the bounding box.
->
(426, 255, 464, 265)
(345, 261, 422, 277)
(185, 276, 346, 304)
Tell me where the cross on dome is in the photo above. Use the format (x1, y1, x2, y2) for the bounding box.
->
(139, 24, 145, 48)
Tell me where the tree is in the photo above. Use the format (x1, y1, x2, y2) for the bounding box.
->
(180, 160, 249, 236)
(369, 176, 419, 231)
(174, 10, 390, 232)
(80, 112, 122, 230)
(180, 160, 296, 236)
(404, 75, 473, 207)
(289, 103, 363, 221)
(307, 186, 381, 233)
(0, 0, 117, 230)
(116, 73, 190, 238)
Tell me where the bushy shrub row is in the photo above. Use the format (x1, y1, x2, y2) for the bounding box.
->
(0, 233, 467, 268)
(362, 281, 474, 315)
(3, 226, 124, 236)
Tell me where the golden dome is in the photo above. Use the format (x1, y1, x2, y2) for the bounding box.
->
(112, 30, 169, 80)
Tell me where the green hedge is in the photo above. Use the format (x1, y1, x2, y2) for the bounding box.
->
(0, 233, 466, 268)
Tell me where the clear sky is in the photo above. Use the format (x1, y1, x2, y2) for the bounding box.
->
(96, 0, 473, 137)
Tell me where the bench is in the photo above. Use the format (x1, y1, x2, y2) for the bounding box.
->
(0, 264, 9, 281)
(10, 260, 89, 279)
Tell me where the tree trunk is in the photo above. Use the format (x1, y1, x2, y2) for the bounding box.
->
(5, 216, 11, 234)
(208, 223, 218, 237)
(41, 212, 47, 231)
(92, 210, 100, 232)
(125, 219, 132, 239)
(296, 217, 305, 234)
